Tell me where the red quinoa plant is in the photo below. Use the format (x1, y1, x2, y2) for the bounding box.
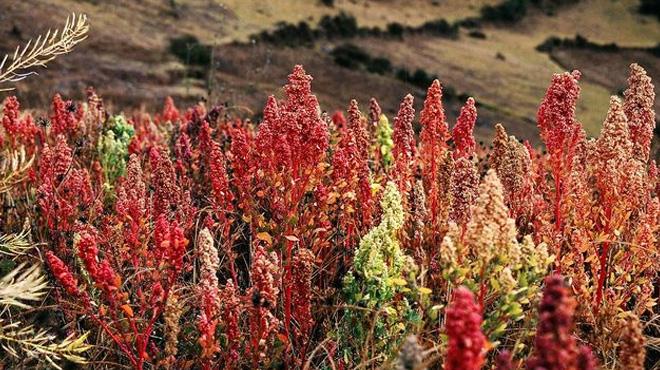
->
(0, 62, 657, 369)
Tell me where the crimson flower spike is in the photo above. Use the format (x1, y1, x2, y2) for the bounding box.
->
(161, 96, 180, 124)
(536, 70, 583, 263)
(392, 94, 416, 194)
(280, 65, 329, 175)
(452, 97, 477, 159)
(526, 274, 598, 370)
(369, 97, 382, 128)
(420, 80, 451, 225)
(445, 286, 486, 370)
(348, 99, 370, 163)
(2, 96, 20, 137)
(332, 110, 347, 132)
(537, 70, 582, 157)
(623, 63, 655, 161)
(46, 251, 82, 298)
(420, 80, 450, 151)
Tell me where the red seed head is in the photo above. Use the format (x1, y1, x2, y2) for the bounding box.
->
(445, 286, 486, 370)
(452, 97, 477, 159)
(537, 70, 581, 156)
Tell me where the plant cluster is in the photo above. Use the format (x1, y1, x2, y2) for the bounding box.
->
(0, 61, 657, 369)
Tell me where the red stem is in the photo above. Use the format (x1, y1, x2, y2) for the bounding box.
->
(553, 173, 563, 268)
(594, 207, 612, 313)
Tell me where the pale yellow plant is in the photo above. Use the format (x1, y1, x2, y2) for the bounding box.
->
(0, 220, 33, 257)
(0, 262, 47, 309)
(0, 320, 91, 369)
(0, 13, 89, 91)
(0, 219, 91, 367)
(0, 146, 34, 194)
(0, 251, 91, 368)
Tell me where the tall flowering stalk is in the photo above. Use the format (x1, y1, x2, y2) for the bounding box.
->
(248, 243, 281, 368)
(536, 70, 583, 260)
(590, 96, 640, 309)
(219, 280, 242, 368)
(347, 100, 374, 228)
(332, 100, 371, 255)
(448, 156, 478, 232)
(441, 170, 552, 346)
(242, 67, 329, 350)
(623, 63, 655, 161)
(419, 80, 450, 236)
(196, 228, 221, 369)
(200, 121, 237, 281)
(490, 123, 533, 224)
(374, 106, 395, 173)
(444, 286, 486, 370)
(291, 248, 315, 361)
(50, 94, 83, 136)
(161, 288, 182, 369)
(447, 98, 479, 234)
(452, 97, 477, 160)
(340, 182, 419, 367)
(392, 94, 417, 197)
(526, 275, 597, 370)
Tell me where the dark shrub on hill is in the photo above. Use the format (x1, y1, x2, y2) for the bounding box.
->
(468, 30, 487, 39)
(531, 0, 580, 14)
(330, 44, 392, 75)
(319, 12, 358, 39)
(480, 0, 528, 23)
(367, 57, 392, 75)
(639, 0, 660, 19)
(395, 68, 438, 89)
(331, 44, 371, 70)
(536, 34, 619, 52)
(456, 17, 483, 29)
(386, 23, 405, 39)
(258, 21, 316, 47)
(418, 19, 459, 38)
(169, 35, 211, 66)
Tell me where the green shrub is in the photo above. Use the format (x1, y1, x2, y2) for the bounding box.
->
(169, 35, 211, 66)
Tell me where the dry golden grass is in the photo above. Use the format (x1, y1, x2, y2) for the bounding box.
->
(354, 0, 658, 135)
(220, 0, 498, 39)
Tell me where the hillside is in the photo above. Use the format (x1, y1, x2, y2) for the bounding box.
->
(0, 0, 658, 146)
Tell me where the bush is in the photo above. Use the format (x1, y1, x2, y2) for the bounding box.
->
(536, 34, 619, 52)
(169, 35, 211, 66)
(259, 21, 316, 47)
(367, 57, 392, 75)
(386, 22, 405, 38)
(419, 19, 459, 38)
(468, 30, 487, 39)
(480, 0, 528, 23)
(319, 12, 358, 39)
(331, 44, 372, 70)
(536, 36, 562, 52)
(639, 0, 660, 19)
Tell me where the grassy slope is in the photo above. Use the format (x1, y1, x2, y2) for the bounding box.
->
(0, 0, 657, 143)
(219, 0, 498, 40)
(356, 0, 659, 136)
